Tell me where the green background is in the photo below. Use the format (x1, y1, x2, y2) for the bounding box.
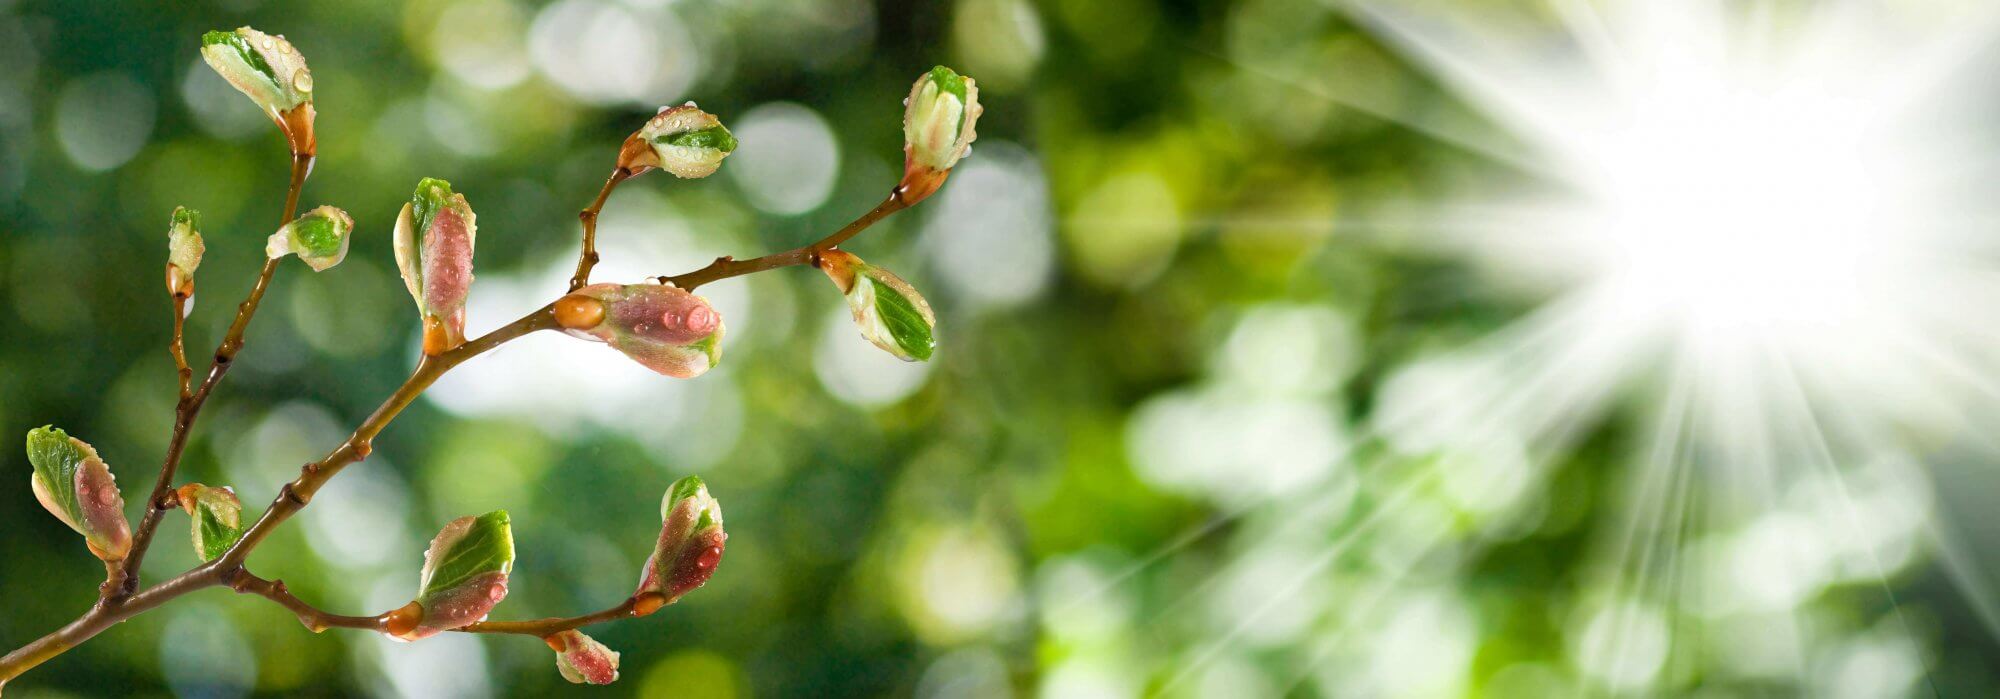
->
(3, 0, 1999, 697)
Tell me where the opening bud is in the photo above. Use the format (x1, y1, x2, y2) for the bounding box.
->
(199, 27, 316, 154)
(634, 476, 726, 608)
(820, 250, 937, 361)
(176, 484, 243, 562)
(266, 205, 353, 271)
(394, 178, 478, 354)
(550, 630, 621, 685)
(166, 207, 204, 298)
(560, 284, 724, 378)
(392, 510, 514, 640)
(621, 103, 737, 179)
(900, 66, 981, 203)
(25, 426, 131, 561)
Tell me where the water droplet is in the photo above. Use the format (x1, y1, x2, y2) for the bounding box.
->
(260, 37, 275, 50)
(293, 71, 314, 92)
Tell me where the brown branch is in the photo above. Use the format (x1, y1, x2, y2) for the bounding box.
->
(169, 295, 192, 400)
(119, 152, 316, 599)
(226, 569, 384, 633)
(459, 598, 641, 636)
(569, 168, 634, 291)
(219, 303, 560, 567)
(658, 183, 918, 291)
(0, 303, 559, 683)
(228, 564, 644, 639)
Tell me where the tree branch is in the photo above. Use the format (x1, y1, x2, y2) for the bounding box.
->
(120, 152, 316, 599)
(0, 302, 555, 683)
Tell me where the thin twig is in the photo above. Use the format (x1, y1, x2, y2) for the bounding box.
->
(569, 168, 633, 291)
(227, 565, 643, 638)
(226, 569, 383, 633)
(169, 296, 191, 400)
(657, 184, 914, 291)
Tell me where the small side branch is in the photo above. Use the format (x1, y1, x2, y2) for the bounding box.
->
(169, 296, 191, 400)
(458, 598, 642, 637)
(227, 569, 382, 633)
(569, 168, 634, 291)
(658, 184, 913, 291)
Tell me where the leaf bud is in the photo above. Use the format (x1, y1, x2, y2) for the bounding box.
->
(25, 426, 131, 561)
(393, 178, 478, 354)
(619, 103, 737, 179)
(176, 484, 243, 562)
(199, 27, 316, 154)
(166, 207, 204, 298)
(558, 284, 724, 379)
(820, 250, 937, 361)
(390, 510, 514, 641)
(632, 476, 726, 610)
(549, 630, 621, 685)
(265, 205, 353, 271)
(899, 66, 982, 203)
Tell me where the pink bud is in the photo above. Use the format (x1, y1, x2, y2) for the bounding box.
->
(635, 476, 726, 606)
(560, 284, 724, 378)
(550, 630, 621, 685)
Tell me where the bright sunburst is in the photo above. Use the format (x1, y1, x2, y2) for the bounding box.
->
(1341, 0, 2000, 692)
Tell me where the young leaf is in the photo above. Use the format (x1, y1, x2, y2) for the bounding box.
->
(265, 205, 353, 271)
(393, 510, 514, 640)
(821, 251, 937, 362)
(198, 26, 316, 153)
(25, 426, 131, 561)
(176, 484, 243, 562)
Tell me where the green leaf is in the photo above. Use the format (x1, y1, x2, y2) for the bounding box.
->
(194, 503, 240, 561)
(202, 30, 275, 84)
(665, 476, 705, 517)
(927, 65, 970, 132)
(292, 215, 342, 257)
(25, 426, 88, 526)
(873, 281, 936, 361)
(660, 126, 737, 153)
(410, 177, 455, 241)
(420, 510, 514, 600)
(182, 485, 244, 562)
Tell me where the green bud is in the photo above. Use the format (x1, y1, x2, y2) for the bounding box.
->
(175, 484, 243, 562)
(199, 27, 316, 153)
(902, 65, 981, 174)
(820, 250, 937, 362)
(167, 207, 204, 297)
(25, 426, 131, 561)
(266, 205, 353, 271)
(623, 103, 736, 179)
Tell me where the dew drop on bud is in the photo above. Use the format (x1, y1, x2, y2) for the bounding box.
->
(293, 71, 313, 92)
